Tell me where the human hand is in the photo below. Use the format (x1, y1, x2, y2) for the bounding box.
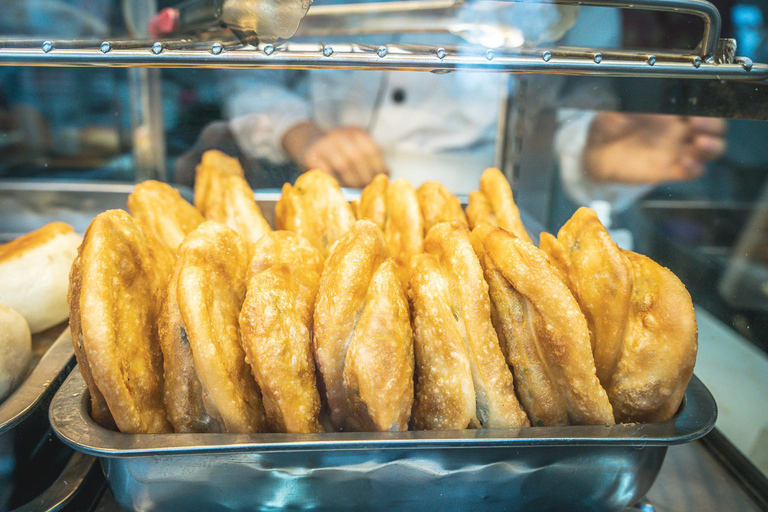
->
(583, 113, 726, 184)
(282, 122, 388, 188)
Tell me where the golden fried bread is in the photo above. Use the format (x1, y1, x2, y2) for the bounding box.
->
(357, 174, 388, 229)
(313, 220, 388, 430)
(476, 226, 615, 426)
(73, 210, 171, 433)
(409, 253, 476, 430)
(384, 179, 424, 286)
(127, 180, 203, 255)
(423, 221, 529, 428)
(609, 251, 697, 423)
(203, 174, 272, 245)
(239, 232, 324, 434)
(158, 262, 221, 433)
(275, 170, 356, 257)
(416, 181, 467, 234)
(194, 150, 245, 216)
(177, 221, 266, 433)
(541, 208, 633, 387)
(465, 190, 496, 230)
(343, 259, 414, 432)
(0, 222, 82, 333)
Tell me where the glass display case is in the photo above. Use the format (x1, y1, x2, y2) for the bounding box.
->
(1, 0, 768, 510)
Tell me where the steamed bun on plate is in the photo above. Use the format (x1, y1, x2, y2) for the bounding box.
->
(0, 305, 32, 401)
(0, 222, 82, 333)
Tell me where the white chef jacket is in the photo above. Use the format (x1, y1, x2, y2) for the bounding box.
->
(225, 5, 626, 198)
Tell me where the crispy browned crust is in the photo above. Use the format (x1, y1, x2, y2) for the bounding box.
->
(177, 221, 266, 433)
(384, 179, 424, 286)
(424, 221, 529, 428)
(465, 190, 496, 230)
(68, 252, 116, 431)
(193, 150, 245, 215)
(479, 227, 615, 426)
(416, 181, 467, 234)
(275, 170, 356, 258)
(240, 264, 324, 433)
(409, 253, 476, 430)
(203, 174, 272, 245)
(313, 220, 388, 430)
(343, 259, 414, 432)
(76, 210, 171, 433)
(609, 251, 697, 423)
(128, 180, 203, 255)
(551, 207, 633, 387)
(357, 174, 388, 229)
(158, 262, 221, 433)
(479, 168, 531, 243)
(0, 222, 74, 263)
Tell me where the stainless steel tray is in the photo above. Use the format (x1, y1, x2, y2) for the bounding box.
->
(50, 369, 716, 512)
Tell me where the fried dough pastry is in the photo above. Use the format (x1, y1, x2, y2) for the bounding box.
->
(177, 221, 266, 433)
(608, 251, 697, 423)
(194, 150, 245, 216)
(343, 259, 414, 432)
(422, 221, 529, 428)
(409, 253, 476, 430)
(314, 220, 391, 430)
(539, 207, 633, 387)
(473, 225, 615, 426)
(70, 210, 172, 433)
(466, 168, 531, 243)
(275, 169, 356, 257)
(158, 262, 221, 433)
(417, 181, 467, 234)
(239, 232, 324, 433)
(203, 174, 272, 245)
(127, 180, 203, 255)
(358, 175, 424, 285)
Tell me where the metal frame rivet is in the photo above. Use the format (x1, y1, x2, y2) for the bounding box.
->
(100, 42, 111, 53)
(152, 42, 163, 55)
(436, 47, 446, 59)
(593, 53, 603, 64)
(542, 51, 552, 62)
(264, 44, 275, 55)
(377, 46, 387, 58)
(212, 43, 223, 55)
(741, 57, 753, 72)
(485, 49, 495, 61)
(693, 56, 702, 68)
(648, 55, 656, 66)
(42, 41, 53, 53)
(323, 45, 333, 57)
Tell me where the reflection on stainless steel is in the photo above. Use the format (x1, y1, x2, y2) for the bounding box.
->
(10, 452, 98, 512)
(49, 370, 716, 511)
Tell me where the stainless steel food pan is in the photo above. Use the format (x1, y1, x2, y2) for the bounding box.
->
(50, 370, 716, 512)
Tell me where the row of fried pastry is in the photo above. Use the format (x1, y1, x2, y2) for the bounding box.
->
(69, 150, 696, 434)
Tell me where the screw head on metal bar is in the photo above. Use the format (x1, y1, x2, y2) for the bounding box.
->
(264, 44, 275, 55)
(212, 43, 223, 55)
(485, 49, 495, 61)
(323, 45, 333, 57)
(100, 42, 111, 53)
(648, 54, 657, 66)
(436, 47, 446, 59)
(152, 42, 163, 55)
(377, 46, 387, 58)
(42, 41, 53, 53)
(593, 52, 603, 64)
(741, 57, 753, 72)
(542, 50, 552, 62)
(693, 56, 702, 68)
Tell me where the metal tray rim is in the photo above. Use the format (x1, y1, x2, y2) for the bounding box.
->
(0, 329, 75, 434)
(50, 369, 717, 458)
